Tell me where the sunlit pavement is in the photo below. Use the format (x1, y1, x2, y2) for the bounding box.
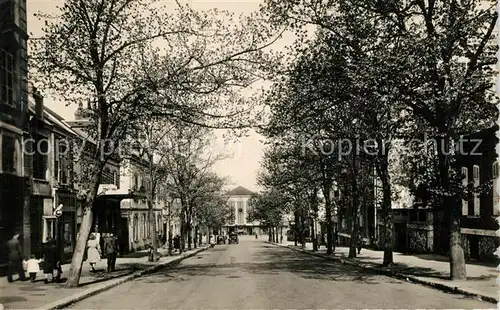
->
(69, 235, 494, 309)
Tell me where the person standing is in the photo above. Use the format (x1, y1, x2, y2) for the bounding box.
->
(86, 234, 101, 272)
(356, 231, 363, 255)
(103, 233, 117, 272)
(102, 233, 113, 272)
(6, 233, 26, 282)
(111, 233, 120, 271)
(24, 254, 42, 282)
(42, 237, 56, 283)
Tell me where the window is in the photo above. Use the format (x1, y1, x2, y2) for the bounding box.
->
(133, 214, 139, 241)
(493, 162, 499, 216)
(2, 134, 17, 173)
(142, 214, 146, 239)
(473, 165, 480, 216)
(229, 202, 236, 224)
(0, 48, 15, 106)
(55, 139, 70, 184)
(247, 202, 253, 221)
(418, 210, 427, 222)
(461, 167, 468, 216)
(133, 174, 138, 190)
(237, 201, 244, 225)
(113, 171, 118, 186)
(157, 214, 162, 233)
(147, 213, 151, 238)
(43, 218, 56, 242)
(33, 134, 49, 180)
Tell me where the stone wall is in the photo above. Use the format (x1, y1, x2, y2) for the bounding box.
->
(408, 229, 433, 253)
(478, 236, 498, 261)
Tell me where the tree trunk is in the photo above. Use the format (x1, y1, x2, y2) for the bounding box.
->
(179, 219, 186, 254)
(438, 137, 466, 280)
(381, 183, 394, 265)
(349, 151, 359, 258)
(187, 223, 192, 250)
(193, 225, 198, 249)
(268, 226, 272, 242)
(293, 212, 299, 246)
(376, 154, 394, 266)
(311, 217, 317, 251)
(198, 228, 202, 246)
(323, 180, 333, 254)
(300, 214, 306, 249)
(65, 169, 101, 287)
(147, 199, 158, 262)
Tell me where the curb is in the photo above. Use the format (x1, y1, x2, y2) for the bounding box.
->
(37, 246, 210, 310)
(268, 242, 498, 304)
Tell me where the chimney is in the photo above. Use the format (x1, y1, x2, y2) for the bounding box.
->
(74, 102, 84, 120)
(33, 87, 44, 120)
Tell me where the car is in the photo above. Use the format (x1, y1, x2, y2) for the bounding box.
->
(228, 233, 239, 244)
(217, 235, 226, 244)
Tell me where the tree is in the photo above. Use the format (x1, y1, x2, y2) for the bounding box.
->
(31, 0, 278, 287)
(248, 190, 288, 241)
(355, 0, 498, 279)
(160, 122, 227, 252)
(131, 117, 177, 261)
(262, 0, 498, 275)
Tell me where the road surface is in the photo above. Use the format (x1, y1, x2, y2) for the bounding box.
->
(70, 237, 493, 309)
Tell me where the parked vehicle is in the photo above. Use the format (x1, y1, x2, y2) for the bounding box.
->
(228, 232, 239, 244)
(217, 235, 226, 244)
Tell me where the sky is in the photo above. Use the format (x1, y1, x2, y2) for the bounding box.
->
(26, 0, 292, 193)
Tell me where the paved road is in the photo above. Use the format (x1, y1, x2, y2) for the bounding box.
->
(70, 237, 493, 309)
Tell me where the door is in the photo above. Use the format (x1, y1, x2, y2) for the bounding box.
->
(394, 223, 407, 253)
(469, 235, 480, 260)
(118, 217, 129, 254)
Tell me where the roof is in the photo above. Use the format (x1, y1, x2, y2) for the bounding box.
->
(227, 186, 255, 196)
(28, 100, 79, 137)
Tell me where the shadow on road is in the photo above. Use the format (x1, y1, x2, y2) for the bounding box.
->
(134, 244, 397, 285)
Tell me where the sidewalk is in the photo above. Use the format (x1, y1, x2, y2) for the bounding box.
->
(275, 241, 499, 303)
(0, 246, 209, 309)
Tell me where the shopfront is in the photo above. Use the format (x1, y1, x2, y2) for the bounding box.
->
(55, 190, 77, 263)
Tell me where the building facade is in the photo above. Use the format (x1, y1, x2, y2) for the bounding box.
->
(0, 0, 29, 267)
(118, 155, 164, 252)
(223, 186, 262, 235)
(455, 126, 499, 262)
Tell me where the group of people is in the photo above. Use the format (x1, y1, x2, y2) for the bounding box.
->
(6, 233, 62, 284)
(86, 232, 120, 273)
(316, 231, 364, 254)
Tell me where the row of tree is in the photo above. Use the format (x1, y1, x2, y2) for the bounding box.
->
(255, 0, 497, 281)
(30, 0, 274, 287)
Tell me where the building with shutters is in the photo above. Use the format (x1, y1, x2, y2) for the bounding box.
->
(454, 125, 499, 262)
(373, 127, 499, 263)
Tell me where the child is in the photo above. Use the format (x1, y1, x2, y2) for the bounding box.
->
(54, 260, 62, 283)
(24, 254, 42, 283)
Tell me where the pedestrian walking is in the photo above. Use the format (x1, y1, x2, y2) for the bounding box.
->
(24, 254, 42, 282)
(356, 231, 363, 255)
(42, 237, 57, 283)
(103, 233, 116, 272)
(86, 233, 101, 272)
(6, 233, 26, 282)
(111, 233, 120, 271)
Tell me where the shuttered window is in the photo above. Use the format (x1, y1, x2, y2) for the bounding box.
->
(461, 167, 468, 215)
(473, 165, 480, 216)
